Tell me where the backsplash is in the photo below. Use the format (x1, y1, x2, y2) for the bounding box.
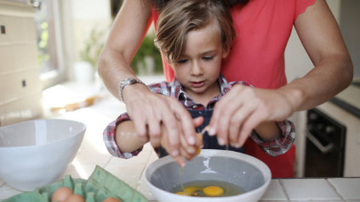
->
(0, 1, 42, 126)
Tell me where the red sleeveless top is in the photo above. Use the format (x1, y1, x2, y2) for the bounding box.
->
(152, 0, 316, 178)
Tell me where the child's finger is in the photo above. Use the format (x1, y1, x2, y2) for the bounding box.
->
(167, 97, 197, 146)
(192, 116, 204, 127)
(179, 147, 193, 161)
(160, 106, 181, 157)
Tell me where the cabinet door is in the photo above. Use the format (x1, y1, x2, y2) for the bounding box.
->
(0, 106, 5, 127)
(344, 118, 360, 177)
(0, 15, 10, 44)
(0, 3, 42, 126)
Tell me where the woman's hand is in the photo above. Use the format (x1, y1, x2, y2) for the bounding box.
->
(123, 84, 200, 159)
(160, 116, 204, 167)
(209, 84, 294, 148)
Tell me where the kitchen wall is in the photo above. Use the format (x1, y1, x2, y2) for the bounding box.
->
(71, 1, 111, 64)
(340, 0, 360, 77)
(0, 1, 42, 127)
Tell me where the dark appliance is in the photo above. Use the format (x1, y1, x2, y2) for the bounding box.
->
(304, 108, 347, 177)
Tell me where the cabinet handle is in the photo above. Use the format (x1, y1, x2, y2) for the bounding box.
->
(306, 130, 334, 154)
(29, 0, 41, 8)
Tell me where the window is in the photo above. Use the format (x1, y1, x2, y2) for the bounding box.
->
(34, 0, 67, 88)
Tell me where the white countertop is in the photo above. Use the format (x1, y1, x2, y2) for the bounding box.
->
(335, 84, 360, 110)
(1, 78, 360, 202)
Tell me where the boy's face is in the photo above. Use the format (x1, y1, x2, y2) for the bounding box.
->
(172, 21, 229, 99)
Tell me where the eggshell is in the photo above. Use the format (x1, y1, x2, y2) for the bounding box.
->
(102, 197, 121, 202)
(63, 194, 85, 202)
(51, 187, 73, 202)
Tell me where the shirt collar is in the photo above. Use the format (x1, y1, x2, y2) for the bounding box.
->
(171, 74, 231, 101)
(218, 74, 231, 95)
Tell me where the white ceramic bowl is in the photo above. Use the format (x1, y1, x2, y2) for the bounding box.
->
(0, 119, 86, 191)
(145, 149, 271, 202)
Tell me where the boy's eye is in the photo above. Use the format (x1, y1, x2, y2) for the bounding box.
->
(203, 56, 214, 60)
(177, 59, 188, 64)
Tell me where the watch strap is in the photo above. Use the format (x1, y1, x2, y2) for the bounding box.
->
(118, 78, 145, 102)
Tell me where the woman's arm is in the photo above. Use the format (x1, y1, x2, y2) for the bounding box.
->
(98, 0, 152, 91)
(98, 0, 198, 158)
(209, 0, 353, 147)
(281, 0, 353, 111)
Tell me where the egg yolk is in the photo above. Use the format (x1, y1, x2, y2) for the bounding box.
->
(196, 148, 201, 155)
(203, 186, 224, 197)
(184, 186, 202, 195)
(176, 186, 203, 196)
(175, 191, 188, 196)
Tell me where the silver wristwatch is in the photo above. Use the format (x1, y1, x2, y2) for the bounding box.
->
(118, 78, 145, 102)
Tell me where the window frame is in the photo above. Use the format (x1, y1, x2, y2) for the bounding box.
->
(37, 0, 73, 89)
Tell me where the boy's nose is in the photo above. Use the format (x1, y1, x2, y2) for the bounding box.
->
(190, 61, 204, 76)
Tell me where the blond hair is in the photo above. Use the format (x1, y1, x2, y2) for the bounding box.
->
(154, 0, 236, 64)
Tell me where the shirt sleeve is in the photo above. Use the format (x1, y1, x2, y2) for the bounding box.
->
(250, 120, 295, 157)
(103, 113, 143, 159)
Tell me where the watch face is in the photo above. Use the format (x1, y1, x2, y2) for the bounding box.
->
(122, 78, 133, 86)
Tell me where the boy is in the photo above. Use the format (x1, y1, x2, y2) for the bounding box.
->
(103, 0, 295, 167)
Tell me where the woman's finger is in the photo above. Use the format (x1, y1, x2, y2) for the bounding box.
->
(144, 106, 161, 147)
(130, 105, 150, 142)
(179, 126, 197, 155)
(160, 107, 181, 157)
(167, 97, 197, 146)
(237, 110, 265, 147)
(159, 97, 195, 157)
(160, 124, 189, 167)
(227, 98, 259, 146)
(216, 98, 242, 146)
(209, 84, 245, 136)
(173, 156, 186, 168)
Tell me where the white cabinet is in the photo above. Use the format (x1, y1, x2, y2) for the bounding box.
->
(0, 0, 42, 126)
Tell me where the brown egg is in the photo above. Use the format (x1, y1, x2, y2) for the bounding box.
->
(63, 194, 85, 202)
(102, 197, 121, 202)
(51, 187, 73, 202)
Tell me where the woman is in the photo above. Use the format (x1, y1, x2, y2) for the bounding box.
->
(98, 0, 353, 177)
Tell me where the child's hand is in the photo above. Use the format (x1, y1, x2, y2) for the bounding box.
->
(160, 116, 204, 167)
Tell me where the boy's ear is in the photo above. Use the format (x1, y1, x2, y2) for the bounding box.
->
(222, 48, 230, 59)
